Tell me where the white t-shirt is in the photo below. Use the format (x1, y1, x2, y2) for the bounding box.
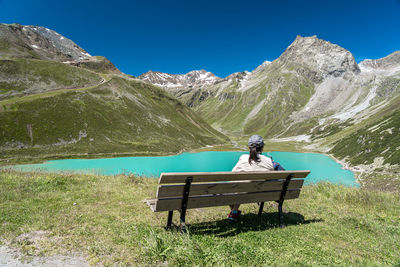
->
(232, 154, 274, 172)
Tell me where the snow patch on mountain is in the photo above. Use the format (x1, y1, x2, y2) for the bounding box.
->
(139, 69, 221, 90)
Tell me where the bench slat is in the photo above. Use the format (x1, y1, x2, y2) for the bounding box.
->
(159, 171, 310, 184)
(150, 189, 300, 212)
(156, 179, 304, 198)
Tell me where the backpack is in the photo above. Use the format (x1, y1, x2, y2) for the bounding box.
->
(272, 160, 285, 171)
(265, 153, 285, 171)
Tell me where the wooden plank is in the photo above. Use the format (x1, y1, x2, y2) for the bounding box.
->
(156, 179, 304, 198)
(159, 171, 310, 184)
(152, 189, 300, 212)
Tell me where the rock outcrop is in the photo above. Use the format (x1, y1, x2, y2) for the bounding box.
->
(277, 35, 360, 78)
(0, 23, 91, 61)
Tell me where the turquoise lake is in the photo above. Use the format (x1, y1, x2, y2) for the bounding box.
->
(11, 151, 358, 187)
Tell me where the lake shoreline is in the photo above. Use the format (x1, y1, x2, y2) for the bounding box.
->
(327, 153, 362, 186)
(6, 151, 358, 187)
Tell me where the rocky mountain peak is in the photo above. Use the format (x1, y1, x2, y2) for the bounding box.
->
(0, 23, 92, 62)
(278, 35, 360, 77)
(185, 69, 218, 83)
(139, 69, 221, 90)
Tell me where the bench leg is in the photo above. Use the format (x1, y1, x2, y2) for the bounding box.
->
(178, 176, 193, 234)
(258, 202, 265, 216)
(278, 202, 285, 228)
(277, 174, 292, 228)
(180, 211, 187, 233)
(166, 211, 173, 230)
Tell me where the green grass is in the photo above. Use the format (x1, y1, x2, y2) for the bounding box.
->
(312, 121, 354, 140)
(0, 73, 110, 106)
(0, 170, 399, 266)
(0, 58, 102, 97)
(330, 109, 400, 165)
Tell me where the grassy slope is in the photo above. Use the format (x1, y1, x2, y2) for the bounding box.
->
(0, 72, 110, 106)
(317, 93, 400, 165)
(0, 58, 102, 98)
(0, 77, 228, 163)
(0, 171, 399, 266)
(331, 111, 400, 165)
(194, 64, 315, 137)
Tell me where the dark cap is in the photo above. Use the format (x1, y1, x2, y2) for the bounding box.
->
(248, 134, 264, 148)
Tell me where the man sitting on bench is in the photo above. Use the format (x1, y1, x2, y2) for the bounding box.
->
(229, 134, 284, 221)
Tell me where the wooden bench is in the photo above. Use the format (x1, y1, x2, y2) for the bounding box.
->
(145, 170, 310, 231)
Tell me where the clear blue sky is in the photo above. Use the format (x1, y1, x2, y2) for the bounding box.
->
(1, 0, 399, 77)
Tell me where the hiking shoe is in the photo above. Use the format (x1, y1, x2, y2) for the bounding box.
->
(227, 210, 241, 221)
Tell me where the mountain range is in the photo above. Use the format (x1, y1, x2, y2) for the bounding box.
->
(139, 35, 400, 166)
(1, 22, 399, 170)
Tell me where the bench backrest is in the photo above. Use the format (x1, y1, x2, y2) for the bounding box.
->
(150, 171, 310, 212)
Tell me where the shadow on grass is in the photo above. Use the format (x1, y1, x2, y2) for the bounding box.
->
(187, 212, 323, 237)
